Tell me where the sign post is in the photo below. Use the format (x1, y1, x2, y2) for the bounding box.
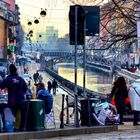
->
(69, 5, 100, 127)
(74, 5, 79, 127)
(137, 21, 140, 48)
(69, 5, 85, 127)
(82, 6, 100, 98)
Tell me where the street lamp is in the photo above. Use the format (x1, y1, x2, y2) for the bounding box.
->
(40, 8, 47, 17)
(34, 18, 39, 24)
(29, 30, 33, 34)
(27, 21, 32, 26)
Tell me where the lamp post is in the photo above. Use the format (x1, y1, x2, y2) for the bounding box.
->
(40, 8, 47, 17)
(34, 18, 39, 24)
(74, 5, 79, 127)
(27, 21, 32, 26)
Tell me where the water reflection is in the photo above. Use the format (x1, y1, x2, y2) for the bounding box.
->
(57, 63, 113, 95)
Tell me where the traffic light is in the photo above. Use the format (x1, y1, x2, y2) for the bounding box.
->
(8, 44, 15, 51)
(69, 5, 85, 45)
(7, 45, 15, 55)
(7, 41, 15, 55)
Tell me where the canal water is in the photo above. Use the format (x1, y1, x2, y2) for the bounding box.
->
(56, 63, 113, 95)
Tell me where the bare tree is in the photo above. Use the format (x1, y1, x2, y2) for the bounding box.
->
(67, 0, 105, 5)
(100, 0, 140, 50)
(67, 0, 140, 51)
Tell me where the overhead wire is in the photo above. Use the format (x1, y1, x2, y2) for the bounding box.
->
(54, 0, 57, 7)
(20, 14, 68, 20)
(17, 0, 68, 38)
(47, 0, 51, 7)
(16, 1, 67, 10)
(20, 15, 69, 25)
(17, 1, 68, 25)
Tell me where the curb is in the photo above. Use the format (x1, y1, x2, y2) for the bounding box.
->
(0, 125, 118, 140)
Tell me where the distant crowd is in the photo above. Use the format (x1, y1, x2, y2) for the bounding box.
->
(121, 64, 140, 75)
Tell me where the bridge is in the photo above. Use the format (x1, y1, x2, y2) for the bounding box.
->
(22, 43, 74, 57)
(44, 50, 74, 57)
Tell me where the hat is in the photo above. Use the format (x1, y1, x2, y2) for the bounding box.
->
(9, 64, 17, 74)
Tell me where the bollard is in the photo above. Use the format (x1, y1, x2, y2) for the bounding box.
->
(66, 95, 69, 125)
(60, 94, 65, 128)
(87, 96, 91, 126)
(74, 94, 79, 127)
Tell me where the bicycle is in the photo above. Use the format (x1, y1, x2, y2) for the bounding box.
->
(59, 95, 119, 126)
(59, 98, 81, 126)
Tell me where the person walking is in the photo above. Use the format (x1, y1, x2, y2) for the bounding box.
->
(52, 79, 58, 95)
(33, 70, 39, 84)
(0, 64, 27, 131)
(47, 81, 52, 93)
(110, 76, 128, 125)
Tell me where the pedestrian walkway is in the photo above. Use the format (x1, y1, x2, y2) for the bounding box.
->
(26, 63, 69, 127)
(11, 63, 140, 140)
(16, 63, 64, 127)
(0, 125, 118, 140)
(1, 123, 140, 140)
(28, 123, 140, 140)
(31, 125, 140, 140)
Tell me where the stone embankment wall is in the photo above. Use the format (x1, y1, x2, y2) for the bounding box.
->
(86, 61, 140, 82)
(45, 68, 106, 99)
(86, 61, 113, 75)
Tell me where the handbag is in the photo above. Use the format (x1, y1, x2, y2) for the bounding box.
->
(111, 88, 118, 105)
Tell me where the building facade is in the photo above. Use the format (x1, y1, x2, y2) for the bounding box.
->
(0, 0, 20, 66)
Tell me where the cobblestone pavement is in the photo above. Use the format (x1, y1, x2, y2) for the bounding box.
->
(28, 123, 140, 140)
(42, 130, 140, 140)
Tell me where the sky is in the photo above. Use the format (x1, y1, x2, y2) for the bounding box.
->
(15, 0, 70, 37)
(15, 0, 108, 39)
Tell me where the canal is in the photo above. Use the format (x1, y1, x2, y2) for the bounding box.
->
(56, 63, 113, 95)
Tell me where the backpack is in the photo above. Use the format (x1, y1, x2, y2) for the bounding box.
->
(37, 93, 53, 114)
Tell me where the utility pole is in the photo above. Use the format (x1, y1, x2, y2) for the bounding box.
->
(74, 5, 79, 127)
(83, 18, 86, 98)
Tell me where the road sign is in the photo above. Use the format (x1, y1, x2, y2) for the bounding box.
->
(83, 6, 100, 36)
(69, 5, 100, 45)
(69, 5, 85, 45)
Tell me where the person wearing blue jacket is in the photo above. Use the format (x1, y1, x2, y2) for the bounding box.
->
(0, 64, 27, 131)
(37, 83, 53, 114)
